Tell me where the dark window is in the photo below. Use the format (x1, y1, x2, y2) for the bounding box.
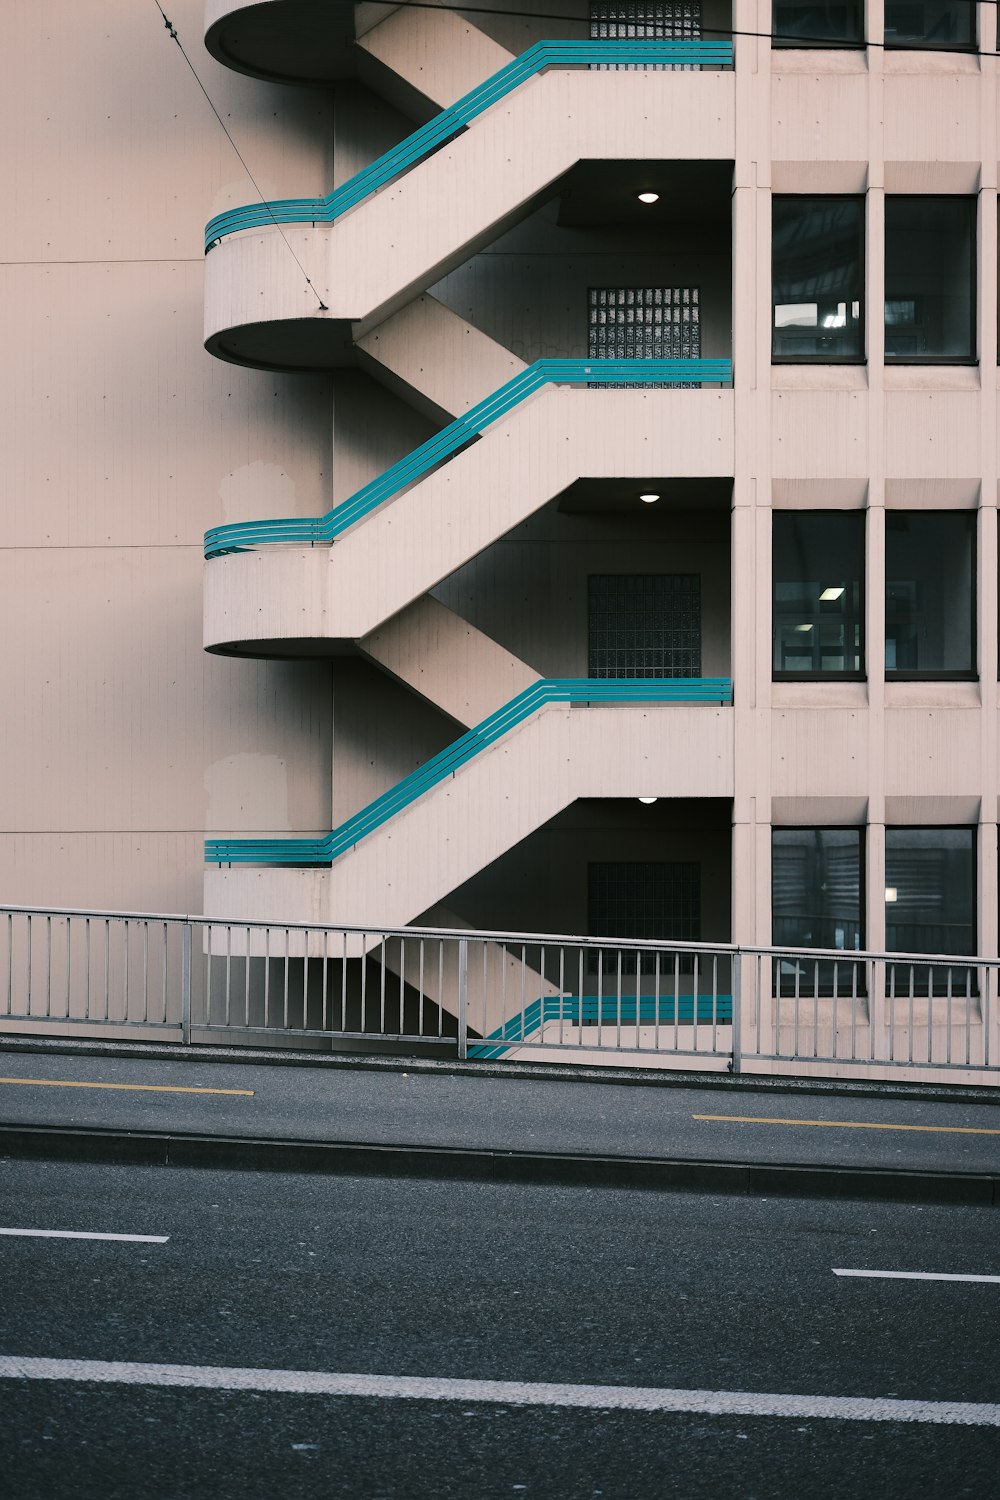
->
(885, 511, 976, 679)
(884, 0, 975, 49)
(772, 512, 864, 678)
(772, 828, 864, 992)
(589, 574, 701, 678)
(884, 198, 976, 363)
(772, 198, 865, 360)
(772, 0, 863, 47)
(885, 828, 976, 992)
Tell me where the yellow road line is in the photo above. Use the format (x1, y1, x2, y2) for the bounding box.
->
(693, 1113, 1000, 1136)
(0, 1077, 253, 1098)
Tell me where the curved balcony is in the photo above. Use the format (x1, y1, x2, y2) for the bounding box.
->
(204, 679, 735, 933)
(203, 45, 736, 369)
(203, 362, 734, 655)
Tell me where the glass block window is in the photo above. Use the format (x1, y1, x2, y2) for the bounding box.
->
(589, 862, 701, 943)
(589, 574, 701, 679)
(590, 2, 702, 69)
(589, 286, 701, 362)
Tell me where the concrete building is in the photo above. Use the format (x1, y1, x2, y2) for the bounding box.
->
(5, 2, 999, 1045)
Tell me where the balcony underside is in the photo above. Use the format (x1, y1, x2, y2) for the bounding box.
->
(204, 0, 357, 84)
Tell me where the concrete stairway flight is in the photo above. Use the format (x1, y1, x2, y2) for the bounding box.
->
(356, 5, 514, 122)
(204, 379, 733, 648)
(204, 41, 734, 345)
(360, 596, 540, 728)
(203, 18, 736, 962)
(356, 293, 527, 422)
(205, 684, 734, 938)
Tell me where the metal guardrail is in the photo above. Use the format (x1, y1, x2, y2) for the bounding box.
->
(203, 39, 735, 251)
(205, 677, 734, 866)
(0, 905, 996, 1082)
(203, 359, 732, 557)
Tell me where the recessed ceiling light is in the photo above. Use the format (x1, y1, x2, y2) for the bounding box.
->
(885, 887, 898, 903)
(638, 796, 658, 805)
(820, 586, 845, 601)
(794, 623, 813, 632)
(639, 492, 660, 504)
(638, 192, 659, 205)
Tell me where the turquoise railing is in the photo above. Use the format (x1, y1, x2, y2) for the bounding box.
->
(204, 358, 731, 557)
(204, 39, 734, 251)
(205, 676, 733, 866)
(469, 993, 734, 1059)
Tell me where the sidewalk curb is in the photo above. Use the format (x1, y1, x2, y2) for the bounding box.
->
(1, 1124, 996, 1206)
(3, 1036, 999, 1108)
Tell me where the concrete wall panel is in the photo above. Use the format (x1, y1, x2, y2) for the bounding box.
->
(771, 391, 869, 478)
(883, 391, 982, 479)
(771, 709, 869, 798)
(884, 708, 982, 796)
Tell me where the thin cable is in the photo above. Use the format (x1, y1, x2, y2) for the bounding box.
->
(149, 0, 327, 308)
(362, 0, 997, 60)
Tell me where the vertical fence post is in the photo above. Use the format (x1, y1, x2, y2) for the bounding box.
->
(730, 952, 742, 1073)
(457, 937, 468, 1061)
(181, 922, 192, 1045)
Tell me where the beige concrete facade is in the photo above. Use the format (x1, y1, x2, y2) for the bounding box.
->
(6, 2, 1000, 1009)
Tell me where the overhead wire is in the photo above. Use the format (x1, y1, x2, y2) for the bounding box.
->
(148, 0, 327, 308)
(148, 0, 998, 296)
(359, 0, 1000, 60)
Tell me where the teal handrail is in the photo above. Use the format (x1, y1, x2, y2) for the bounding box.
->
(469, 993, 734, 1058)
(205, 677, 734, 866)
(204, 39, 734, 251)
(204, 358, 732, 557)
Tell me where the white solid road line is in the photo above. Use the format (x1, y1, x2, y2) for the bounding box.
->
(0, 1357, 997, 1426)
(0, 1228, 168, 1244)
(834, 1269, 1000, 1285)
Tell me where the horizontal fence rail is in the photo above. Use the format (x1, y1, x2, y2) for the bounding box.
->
(205, 678, 734, 867)
(0, 906, 997, 1084)
(203, 359, 732, 558)
(204, 39, 735, 251)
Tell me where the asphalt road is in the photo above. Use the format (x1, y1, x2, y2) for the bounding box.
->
(2, 1048, 1000, 1175)
(1, 1159, 998, 1497)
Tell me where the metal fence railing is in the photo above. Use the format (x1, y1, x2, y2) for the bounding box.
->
(0, 905, 997, 1083)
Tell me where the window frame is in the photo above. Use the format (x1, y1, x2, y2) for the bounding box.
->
(884, 509, 978, 682)
(882, 0, 977, 53)
(884, 825, 977, 972)
(771, 825, 866, 995)
(771, 509, 867, 682)
(883, 195, 978, 367)
(771, 0, 865, 49)
(771, 195, 867, 365)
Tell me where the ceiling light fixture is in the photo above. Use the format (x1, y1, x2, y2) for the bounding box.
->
(820, 586, 846, 601)
(794, 623, 813, 632)
(885, 887, 898, 903)
(638, 191, 659, 205)
(638, 796, 658, 805)
(639, 492, 660, 504)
